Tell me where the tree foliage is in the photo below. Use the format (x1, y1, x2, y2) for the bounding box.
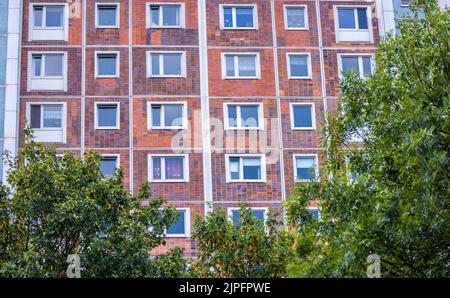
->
(286, 0, 449, 277)
(0, 128, 187, 277)
(190, 205, 293, 278)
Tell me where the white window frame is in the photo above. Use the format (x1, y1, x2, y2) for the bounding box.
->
(148, 154, 190, 182)
(227, 207, 269, 226)
(223, 102, 264, 130)
(290, 103, 316, 130)
(95, 51, 120, 78)
(219, 4, 259, 30)
(27, 51, 68, 91)
(221, 52, 261, 79)
(400, 0, 410, 7)
(333, 5, 373, 43)
(147, 101, 188, 130)
(25, 102, 67, 143)
(28, 3, 69, 41)
(100, 154, 120, 176)
(225, 154, 266, 183)
(94, 102, 120, 129)
(284, 5, 309, 30)
(286, 52, 312, 79)
(293, 154, 319, 182)
(95, 3, 120, 29)
(337, 53, 375, 79)
(145, 3, 186, 29)
(160, 207, 191, 238)
(146, 51, 187, 78)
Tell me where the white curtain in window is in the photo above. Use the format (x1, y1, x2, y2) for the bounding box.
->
(296, 157, 315, 168)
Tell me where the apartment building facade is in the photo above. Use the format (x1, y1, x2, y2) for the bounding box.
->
(5, 0, 391, 256)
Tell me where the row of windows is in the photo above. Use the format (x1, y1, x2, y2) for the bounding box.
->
(27, 51, 374, 91)
(155, 206, 319, 237)
(26, 101, 317, 142)
(96, 153, 319, 183)
(28, 3, 373, 43)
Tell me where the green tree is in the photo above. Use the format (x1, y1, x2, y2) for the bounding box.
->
(190, 205, 293, 278)
(286, 0, 449, 277)
(0, 128, 187, 277)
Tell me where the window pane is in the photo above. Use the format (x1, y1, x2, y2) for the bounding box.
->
(243, 157, 261, 180)
(151, 54, 160, 75)
(342, 57, 359, 74)
(33, 55, 42, 76)
(357, 8, 368, 29)
(362, 57, 372, 75)
(46, 6, 64, 27)
(165, 157, 184, 180)
(290, 55, 309, 77)
(164, 104, 183, 127)
(236, 7, 253, 28)
(223, 7, 233, 28)
(293, 105, 313, 128)
(98, 5, 117, 26)
(286, 7, 305, 28)
(150, 6, 160, 26)
(162, 5, 180, 26)
(238, 55, 256, 77)
(309, 209, 319, 219)
(30, 105, 41, 129)
(151, 105, 161, 127)
(100, 157, 117, 177)
(152, 157, 162, 179)
(240, 105, 259, 127)
(34, 6, 43, 27)
(44, 54, 63, 76)
(97, 104, 118, 127)
(167, 211, 185, 234)
(338, 8, 356, 29)
(229, 157, 240, 180)
(163, 54, 181, 75)
(252, 210, 265, 221)
(296, 157, 316, 180)
(227, 105, 237, 127)
(43, 105, 62, 128)
(97, 54, 117, 76)
(225, 55, 235, 77)
(231, 210, 241, 226)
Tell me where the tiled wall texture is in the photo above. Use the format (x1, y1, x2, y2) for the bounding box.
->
(17, 0, 379, 256)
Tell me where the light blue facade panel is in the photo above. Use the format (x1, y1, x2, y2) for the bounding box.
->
(0, 1, 8, 33)
(0, 36, 7, 85)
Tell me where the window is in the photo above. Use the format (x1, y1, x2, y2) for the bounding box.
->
(284, 5, 308, 29)
(334, 6, 372, 43)
(339, 55, 373, 78)
(148, 155, 189, 182)
(224, 103, 263, 130)
(28, 52, 67, 91)
(95, 103, 120, 129)
(287, 53, 312, 79)
(220, 5, 258, 29)
(147, 102, 187, 129)
(337, 8, 368, 30)
(163, 208, 190, 237)
(147, 3, 185, 28)
(96, 52, 119, 78)
(226, 155, 266, 182)
(26, 103, 67, 143)
(294, 155, 318, 181)
(96, 4, 119, 28)
(309, 208, 320, 220)
(222, 53, 260, 79)
(100, 155, 119, 177)
(290, 103, 315, 130)
(147, 51, 186, 77)
(30, 4, 68, 41)
(229, 208, 267, 227)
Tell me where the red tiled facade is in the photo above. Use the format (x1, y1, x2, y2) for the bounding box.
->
(18, 0, 379, 256)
